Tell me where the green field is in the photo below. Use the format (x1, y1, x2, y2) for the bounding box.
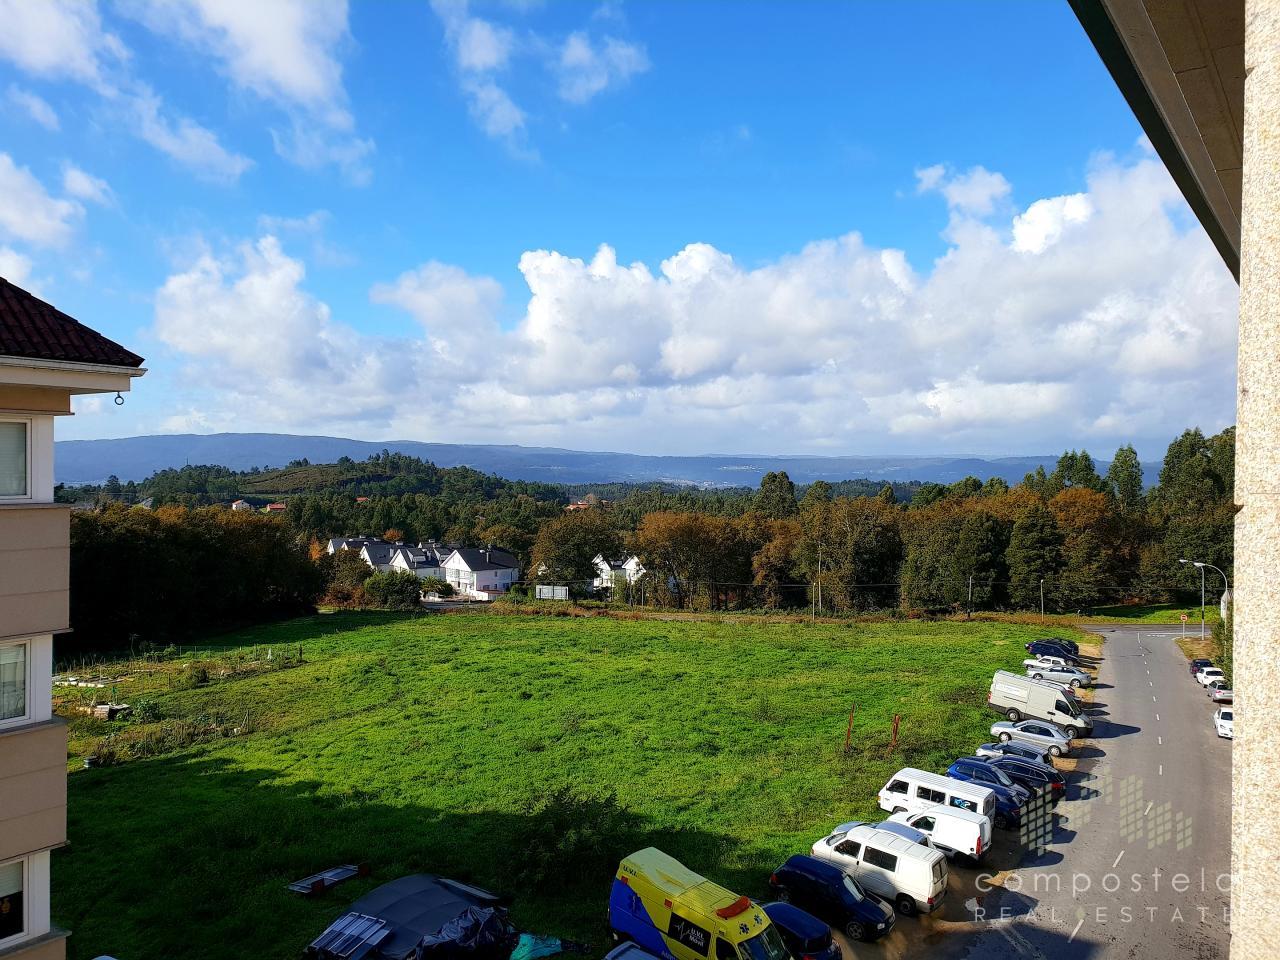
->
(54, 612, 1061, 960)
(1088, 602, 1222, 624)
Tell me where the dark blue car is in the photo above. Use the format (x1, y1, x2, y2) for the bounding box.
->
(1025, 641, 1081, 665)
(946, 758, 1031, 828)
(768, 855, 895, 943)
(762, 903, 841, 960)
(989, 756, 1066, 803)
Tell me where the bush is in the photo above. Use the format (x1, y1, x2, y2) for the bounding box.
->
(517, 786, 635, 886)
(363, 570, 424, 610)
(419, 576, 454, 597)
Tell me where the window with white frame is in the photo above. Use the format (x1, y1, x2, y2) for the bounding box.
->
(0, 419, 28, 498)
(0, 858, 24, 944)
(0, 642, 27, 725)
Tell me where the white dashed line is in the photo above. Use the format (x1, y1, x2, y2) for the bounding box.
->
(1113, 849, 1126, 868)
(1144, 802, 1153, 816)
(1158, 736, 1163, 745)
(1159, 764, 1164, 776)
(1156, 713, 1160, 721)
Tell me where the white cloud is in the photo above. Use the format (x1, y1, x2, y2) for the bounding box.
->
(917, 163, 1012, 216)
(1012, 193, 1094, 254)
(6, 85, 60, 130)
(0, 246, 34, 288)
(461, 78, 527, 140)
(126, 87, 253, 183)
(555, 31, 648, 104)
(0, 0, 124, 87)
(62, 164, 113, 205)
(150, 153, 1238, 454)
(456, 17, 514, 72)
(123, 0, 373, 181)
(0, 153, 81, 248)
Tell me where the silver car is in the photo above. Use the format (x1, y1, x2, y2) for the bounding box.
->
(990, 719, 1073, 757)
(975, 740, 1052, 764)
(1027, 663, 1092, 689)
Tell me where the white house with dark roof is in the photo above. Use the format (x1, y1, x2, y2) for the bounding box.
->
(441, 547, 520, 599)
(593, 554, 646, 588)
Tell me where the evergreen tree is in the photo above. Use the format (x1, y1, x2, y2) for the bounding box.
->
(1106, 444, 1144, 512)
(799, 480, 833, 511)
(753, 471, 798, 518)
(877, 483, 896, 504)
(1007, 504, 1065, 610)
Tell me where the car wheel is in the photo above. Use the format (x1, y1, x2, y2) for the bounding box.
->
(1063, 726, 1078, 739)
(999, 732, 1012, 743)
(775, 887, 791, 903)
(1032, 673, 1043, 680)
(1006, 708, 1021, 722)
(994, 812, 1009, 829)
(1070, 679, 1082, 689)
(845, 921, 867, 942)
(895, 895, 917, 916)
(1049, 745, 1063, 757)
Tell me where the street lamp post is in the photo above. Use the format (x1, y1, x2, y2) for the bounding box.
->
(1179, 559, 1231, 639)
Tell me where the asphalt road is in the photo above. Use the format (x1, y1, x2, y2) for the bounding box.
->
(859, 625, 1232, 960)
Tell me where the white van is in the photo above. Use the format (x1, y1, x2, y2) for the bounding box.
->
(811, 821, 948, 916)
(989, 670, 1094, 737)
(887, 806, 992, 863)
(877, 767, 997, 821)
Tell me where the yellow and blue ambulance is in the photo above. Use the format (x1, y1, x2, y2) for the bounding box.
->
(609, 849, 792, 960)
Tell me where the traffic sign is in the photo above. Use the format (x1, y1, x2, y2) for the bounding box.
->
(1181, 613, 1189, 622)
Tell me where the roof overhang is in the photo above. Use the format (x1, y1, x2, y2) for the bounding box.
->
(0, 353, 147, 394)
(1070, 0, 1244, 279)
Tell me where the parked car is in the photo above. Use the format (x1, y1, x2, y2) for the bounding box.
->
(809, 822, 949, 916)
(1026, 663, 1093, 689)
(1022, 655, 1074, 670)
(989, 671, 1093, 737)
(944, 758, 1031, 828)
(885, 806, 992, 863)
(1210, 686, 1234, 704)
(1196, 667, 1226, 687)
(975, 741, 1051, 764)
(1215, 706, 1234, 739)
(1041, 636, 1081, 655)
(991, 719, 1074, 757)
(988, 755, 1067, 803)
(768, 855, 895, 942)
(877, 767, 997, 820)
(1189, 658, 1214, 678)
(1026, 641, 1082, 665)
(762, 902, 842, 960)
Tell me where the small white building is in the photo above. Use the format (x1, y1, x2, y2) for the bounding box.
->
(593, 554, 646, 588)
(230, 499, 254, 512)
(442, 547, 520, 599)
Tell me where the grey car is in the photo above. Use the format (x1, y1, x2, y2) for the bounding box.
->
(975, 741, 1051, 764)
(1026, 663, 1093, 689)
(990, 719, 1073, 758)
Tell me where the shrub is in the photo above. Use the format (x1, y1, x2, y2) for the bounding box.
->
(363, 570, 424, 610)
(131, 699, 161, 723)
(517, 786, 635, 886)
(419, 576, 454, 597)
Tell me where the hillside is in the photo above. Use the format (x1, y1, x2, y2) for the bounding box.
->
(55, 432, 1153, 487)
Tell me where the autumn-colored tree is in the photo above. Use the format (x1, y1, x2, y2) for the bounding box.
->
(383, 527, 406, 543)
(530, 508, 623, 585)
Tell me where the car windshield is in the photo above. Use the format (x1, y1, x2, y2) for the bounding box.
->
(989, 766, 1016, 787)
(1223, 711, 1233, 720)
(738, 924, 790, 960)
(1062, 698, 1081, 717)
(841, 875, 866, 902)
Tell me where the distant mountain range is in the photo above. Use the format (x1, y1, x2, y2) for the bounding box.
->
(54, 432, 1156, 488)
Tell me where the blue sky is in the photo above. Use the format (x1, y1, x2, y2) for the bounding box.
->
(0, 1, 1238, 458)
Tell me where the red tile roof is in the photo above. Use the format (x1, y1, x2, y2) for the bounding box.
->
(0, 275, 144, 368)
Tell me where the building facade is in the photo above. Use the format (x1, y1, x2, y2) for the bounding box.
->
(0, 277, 144, 959)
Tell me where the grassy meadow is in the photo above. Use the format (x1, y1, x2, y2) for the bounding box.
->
(53, 611, 1067, 960)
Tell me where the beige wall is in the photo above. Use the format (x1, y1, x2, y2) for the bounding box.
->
(0, 722, 66, 864)
(0, 508, 68, 639)
(0, 389, 69, 416)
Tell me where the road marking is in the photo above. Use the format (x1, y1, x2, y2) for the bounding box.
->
(1153, 695, 1157, 702)
(1069, 916, 1086, 943)
(1144, 802, 1153, 816)
(1112, 849, 1126, 868)
(1149, 680, 1153, 686)
(1156, 713, 1160, 721)
(1158, 736, 1163, 745)
(1159, 764, 1164, 776)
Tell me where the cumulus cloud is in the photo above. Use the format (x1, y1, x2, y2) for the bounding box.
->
(0, 0, 125, 87)
(555, 31, 649, 103)
(917, 163, 1012, 215)
(0, 247, 34, 288)
(0, 153, 81, 248)
(125, 87, 253, 183)
(6, 84, 59, 130)
(150, 153, 1238, 454)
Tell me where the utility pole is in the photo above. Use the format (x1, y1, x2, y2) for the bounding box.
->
(967, 574, 974, 619)
(817, 543, 823, 614)
(1040, 578, 1045, 615)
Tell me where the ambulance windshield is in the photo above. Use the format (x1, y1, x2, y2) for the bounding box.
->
(738, 924, 790, 960)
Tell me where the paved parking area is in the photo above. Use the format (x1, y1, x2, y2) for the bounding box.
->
(841, 627, 1231, 959)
